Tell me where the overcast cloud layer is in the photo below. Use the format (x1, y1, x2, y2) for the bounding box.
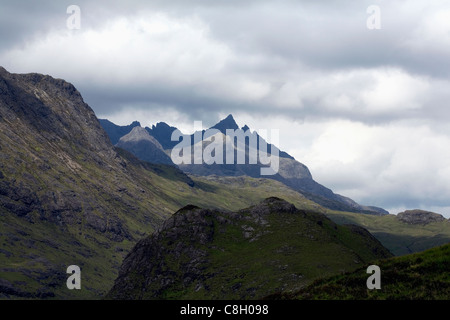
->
(2, 0, 450, 216)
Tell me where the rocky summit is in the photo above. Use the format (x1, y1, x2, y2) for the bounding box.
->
(107, 198, 392, 300)
(99, 119, 141, 145)
(116, 126, 174, 165)
(396, 209, 446, 225)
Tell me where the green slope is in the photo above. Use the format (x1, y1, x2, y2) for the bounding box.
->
(0, 158, 331, 299)
(278, 243, 450, 300)
(0, 169, 327, 299)
(325, 210, 450, 256)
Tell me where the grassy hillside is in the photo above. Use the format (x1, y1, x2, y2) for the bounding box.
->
(0, 166, 329, 299)
(325, 210, 450, 256)
(277, 243, 450, 300)
(2, 164, 448, 298)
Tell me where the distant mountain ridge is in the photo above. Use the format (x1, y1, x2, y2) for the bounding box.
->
(100, 115, 388, 215)
(146, 122, 179, 150)
(99, 119, 141, 145)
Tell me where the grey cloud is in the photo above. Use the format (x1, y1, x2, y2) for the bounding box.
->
(194, 0, 450, 79)
(4, 1, 448, 80)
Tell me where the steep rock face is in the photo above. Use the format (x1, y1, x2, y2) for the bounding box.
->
(396, 210, 446, 225)
(116, 126, 174, 165)
(0, 67, 185, 298)
(0, 67, 127, 229)
(107, 198, 392, 300)
(0, 67, 114, 160)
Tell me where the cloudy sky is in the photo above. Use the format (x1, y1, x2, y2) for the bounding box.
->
(2, 0, 450, 216)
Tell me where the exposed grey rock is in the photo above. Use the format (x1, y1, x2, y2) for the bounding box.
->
(118, 126, 163, 148)
(396, 209, 446, 225)
(116, 126, 174, 165)
(0, 66, 170, 236)
(99, 119, 141, 145)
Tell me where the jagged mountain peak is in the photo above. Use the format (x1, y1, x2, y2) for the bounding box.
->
(223, 113, 236, 122)
(151, 121, 172, 130)
(119, 126, 148, 141)
(118, 126, 164, 150)
(100, 115, 383, 214)
(146, 122, 179, 150)
(98, 119, 141, 145)
(116, 126, 173, 165)
(210, 114, 239, 133)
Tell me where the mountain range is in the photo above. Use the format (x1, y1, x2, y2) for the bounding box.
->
(0, 66, 345, 298)
(0, 67, 448, 300)
(100, 116, 388, 215)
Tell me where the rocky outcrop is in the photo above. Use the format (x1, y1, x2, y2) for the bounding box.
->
(0, 67, 161, 239)
(396, 210, 446, 225)
(116, 126, 174, 165)
(0, 67, 115, 161)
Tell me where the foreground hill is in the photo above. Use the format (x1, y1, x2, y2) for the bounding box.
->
(274, 243, 450, 300)
(107, 198, 392, 300)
